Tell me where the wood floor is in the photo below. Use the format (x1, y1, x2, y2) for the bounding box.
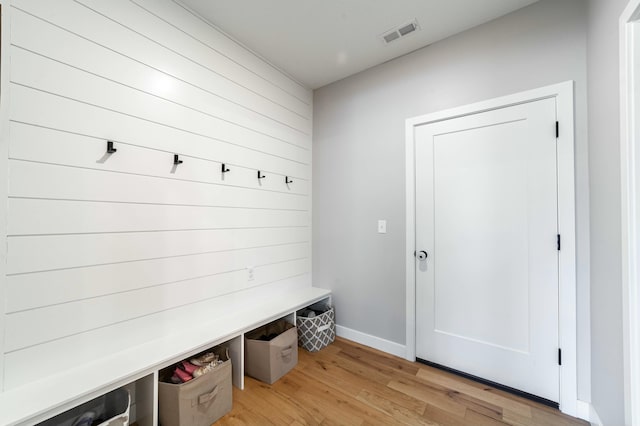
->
(216, 338, 587, 426)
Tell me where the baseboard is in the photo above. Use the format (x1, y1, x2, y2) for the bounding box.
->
(575, 400, 603, 425)
(335, 325, 406, 358)
(589, 404, 603, 426)
(575, 400, 590, 422)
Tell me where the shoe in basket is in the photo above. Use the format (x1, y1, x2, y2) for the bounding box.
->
(190, 352, 217, 366)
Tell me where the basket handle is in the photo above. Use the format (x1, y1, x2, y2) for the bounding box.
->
(281, 346, 293, 360)
(197, 385, 219, 405)
(317, 324, 331, 332)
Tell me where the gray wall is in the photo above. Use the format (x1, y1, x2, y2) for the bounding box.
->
(587, 0, 628, 424)
(313, 0, 592, 400)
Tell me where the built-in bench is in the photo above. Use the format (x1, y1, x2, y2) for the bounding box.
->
(0, 286, 331, 425)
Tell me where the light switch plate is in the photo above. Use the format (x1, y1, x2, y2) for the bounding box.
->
(378, 220, 387, 234)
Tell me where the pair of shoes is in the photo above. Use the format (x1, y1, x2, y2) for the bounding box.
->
(193, 361, 216, 378)
(190, 352, 217, 366)
(182, 360, 215, 378)
(171, 354, 224, 383)
(173, 365, 193, 383)
(172, 359, 214, 383)
(181, 361, 199, 375)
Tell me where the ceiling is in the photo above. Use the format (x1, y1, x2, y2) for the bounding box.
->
(181, 0, 539, 89)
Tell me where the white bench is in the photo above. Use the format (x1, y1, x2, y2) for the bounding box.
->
(0, 286, 331, 425)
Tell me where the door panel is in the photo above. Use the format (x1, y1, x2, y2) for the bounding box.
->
(415, 98, 559, 402)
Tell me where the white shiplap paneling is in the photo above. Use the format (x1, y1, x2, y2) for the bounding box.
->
(8, 199, 310, 235)
(12, 49, 309, 163)
(10, 89, 311, 180)
(11, 8, 310, 145)
(5, 258, 311, 352)
(9, 160, 309, 210)
(2, 0, 312, 390)
(6, 242, 309, 313)
(3, 275, 310, 390)
(9, 122, 310, 194)
(12, 0, 311, 128)
(7, 227, 310, 275)
(77, 0, 312, 124)
(133, 0, 311, 106)
(0, 0, 12, 392)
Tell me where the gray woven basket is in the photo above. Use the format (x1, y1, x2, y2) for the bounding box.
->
(297, 307, 335, 352)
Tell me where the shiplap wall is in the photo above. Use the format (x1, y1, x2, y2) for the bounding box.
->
(1, 0, 312, 390)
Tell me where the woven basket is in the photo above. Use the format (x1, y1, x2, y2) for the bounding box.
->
(297, 307, 335, 352)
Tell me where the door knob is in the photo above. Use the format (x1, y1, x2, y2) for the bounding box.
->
(415, 250, 428, 260)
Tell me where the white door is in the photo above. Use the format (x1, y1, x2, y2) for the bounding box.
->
(415, 98, 560, 402)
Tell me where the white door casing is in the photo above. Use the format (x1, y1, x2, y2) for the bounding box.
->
(415, 98, 559, 402)
(405, 81, 577, 416)
(620, 1, 640, 424)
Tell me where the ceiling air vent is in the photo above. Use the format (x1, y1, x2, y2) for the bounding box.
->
(380, 19, 420, 45)
(383, 31, 400, 44)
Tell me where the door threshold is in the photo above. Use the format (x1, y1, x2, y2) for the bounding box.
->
(416, 358, 559, 410)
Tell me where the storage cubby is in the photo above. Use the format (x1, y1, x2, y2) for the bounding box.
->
(36, 373, 158, 426)
(297, 300, 336, 353)
(158, 344, 233, 426)
(244, 316, 299, 385)
(1, 288, 331, 425)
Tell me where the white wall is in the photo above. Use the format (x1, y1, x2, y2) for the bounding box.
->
(313, 0, 591, 400)
(586, 0, 629, 424)
(0, 0, 312, 391)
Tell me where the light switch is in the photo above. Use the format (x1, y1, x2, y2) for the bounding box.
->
(378, 220, 387, 234)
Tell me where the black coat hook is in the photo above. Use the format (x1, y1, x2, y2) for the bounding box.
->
(257, 170, 266, 179)
(221, 163, 230, 173)
(107, 141, 117, 154)
(174, 154, 183, 165)
(285, 176, 293, 184)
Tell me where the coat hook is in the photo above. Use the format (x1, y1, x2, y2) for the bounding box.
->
(174, 154, 183, 165)
(257, 170, 266, 179)
(221, 163, 230, 173)
(107, 141, 117, 154)
(285, 176, 293, 184)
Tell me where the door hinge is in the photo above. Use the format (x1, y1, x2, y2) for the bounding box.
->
(556, 121, 559, 138)
(558, 348, 562, 365)
(557, 234, 561, 251)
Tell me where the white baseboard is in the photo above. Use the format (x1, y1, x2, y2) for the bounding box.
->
(589, 404, 603, 426)
(575, 400, 603, 425)
(576, 400, 591, 422)
(335, 325, 406, 358)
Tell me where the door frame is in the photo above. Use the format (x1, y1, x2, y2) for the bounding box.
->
(620, 1, 640, 424)
(404, 81, 577, 416)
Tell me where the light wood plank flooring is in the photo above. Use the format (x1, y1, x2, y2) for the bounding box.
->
(217, 337, 587, 425)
